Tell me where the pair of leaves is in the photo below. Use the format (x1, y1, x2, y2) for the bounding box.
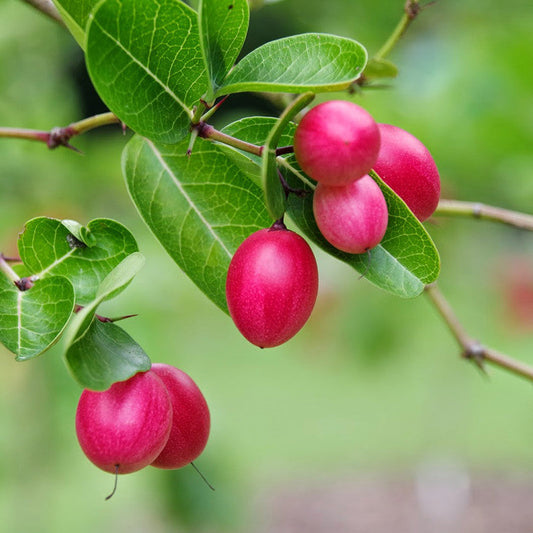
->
(122, 116, 440, 315)
(0, 217, 148, 390)
(55, 0, 367, 143)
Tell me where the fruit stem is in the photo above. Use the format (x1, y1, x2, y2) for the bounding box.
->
(434, 199, 533, 231)
(270, 217, 287, 231)
(190, 462, 215, 491)
(374, 0, 422, 61)
(105, 465, 120, 501)
(424, 282, 533, 382)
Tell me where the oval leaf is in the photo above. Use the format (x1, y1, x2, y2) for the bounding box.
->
(86, 0, 209, 143)
(65, 319, 151, 391)
(199, 0, 249, 100)
(122, 134, 272, 311)
(216, 33, 367, 96)
(0, 274, 75, 360)
(18, 217, 138, 305)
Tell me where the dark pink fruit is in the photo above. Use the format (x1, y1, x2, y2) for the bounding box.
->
(294, 100, 381, 186)
(76, 371, 172, 475)
(313, 175, 388, 254)
(226, 226, 319, 348)
(373, 123, 440, 221)
(150, 364, 210, 469)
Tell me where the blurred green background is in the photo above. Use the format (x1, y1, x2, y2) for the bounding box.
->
(1, 0, 533, 531)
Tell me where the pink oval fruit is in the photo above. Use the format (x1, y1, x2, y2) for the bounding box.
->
(226, 227, 319, 348)
(150, 364, 210, 469)
(76, 371, 172, 475)
(294, 100, 381, 186)
(313, 175, 388, 254)
(373, 123, 440, 221)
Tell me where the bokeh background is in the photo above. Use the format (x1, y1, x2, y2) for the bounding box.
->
(1, 0, 533, 531)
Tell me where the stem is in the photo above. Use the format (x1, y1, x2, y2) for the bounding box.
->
(196, 123, 263, 157)
(20, 0, 65, 26)
(276, 157, 316, 190)
(424, 283, 533, 382)
(435, 199, 533, 231)
(0, 254, 21, 284)
(0, 112, 121, 150)
(374, 0, 421, 61)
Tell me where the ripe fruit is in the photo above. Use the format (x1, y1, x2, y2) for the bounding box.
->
(294, 100, 381, 186)
(373, 123, 440, 221)
(313, 174, 388, 254)
(76, 371, 172, 475)
(150, 364, 210, 469)
(226, 224, 319, 348)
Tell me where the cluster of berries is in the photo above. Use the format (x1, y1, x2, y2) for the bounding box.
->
(76, 364, 210, 481)
(226, 100, 440, 349)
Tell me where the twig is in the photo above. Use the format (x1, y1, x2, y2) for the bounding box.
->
(0, 254, 21, 285)
(20, 0, 65, 26)
(435, 199, 533, 231)
(0, 113, 121, 151)
(424, 283, 533, 382)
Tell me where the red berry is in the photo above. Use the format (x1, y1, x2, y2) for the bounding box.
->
(313, 175, 388, 254)
(294, 100, 381, 186)
(75, 371, 172, 475)
(150, 364, 210, 469)
(373, 123, 440, 221)
(226, 226, 319, 348)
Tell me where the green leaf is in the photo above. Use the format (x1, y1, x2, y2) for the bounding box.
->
(0, 274, 75, 361)
(363, 57, 399, 79)
(52, 0, 99, 48)
(63, 253, 149, 390)
(86, 0, 209, 143)
(65, 320, 151, 391)
(122, 134, 272, 311)
(61, 219, 97, 247)
(285, 165, 440, 297)
(216, 33, 367, 96)
(199, 0, 249, 100)
(18, 217, 138, 305)
(261, 93, 315, 220)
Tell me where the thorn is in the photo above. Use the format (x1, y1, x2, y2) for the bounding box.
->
(121, 122, 127, 135)
(96, 313, 138, 323)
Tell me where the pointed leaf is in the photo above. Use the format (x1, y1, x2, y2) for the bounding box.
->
(86, 0, 209, 143)
(216, 33, 367, 96)
(65, 320, 151, 391)
(0, 274, 75, 360)
(52, 0, 99, 48)
(261, 93, 314, 220)
(199, 0, 249, 100)
(18, 217, 138, 305)
(122, 134, 272, 311)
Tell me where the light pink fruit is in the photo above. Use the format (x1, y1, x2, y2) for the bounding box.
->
(75, 371, 172, 474)
(226, 226, 319, 348)
(294, 100, 381, 186)
(150, 364, 210, 469)
(313, 175, 388, 254)
(373, 123, 440, 221)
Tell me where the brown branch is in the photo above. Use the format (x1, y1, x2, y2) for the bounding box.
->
(435, 199, 533, 231)
(424, 282, 533, 382)
(0, 112, 122, 151)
